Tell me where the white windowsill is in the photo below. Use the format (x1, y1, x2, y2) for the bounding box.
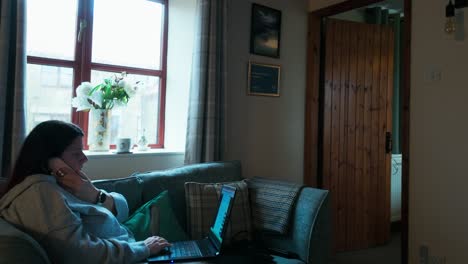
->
(85, 148, 184, 159)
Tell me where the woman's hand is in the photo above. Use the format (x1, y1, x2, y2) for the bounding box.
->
(48, 158, 99, 204)
(144, 236, 172, 256)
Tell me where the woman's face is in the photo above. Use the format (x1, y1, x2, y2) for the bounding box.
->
(60, 136, 88, 172)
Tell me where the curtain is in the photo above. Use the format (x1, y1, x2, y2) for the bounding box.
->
(0, 0, 27, 179)
(365, 7, 402, 154)
(184, 0, 227, 164)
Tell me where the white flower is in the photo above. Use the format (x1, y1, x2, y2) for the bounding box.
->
(120, 80, 137, 97)
(118, 79, 127, 88)
(71, 96, 92, 111)
(71, 72, 141, 111)
(112, 98, 126, 108)
(76, 82, 93, 97)
(89, 91, 103, 107)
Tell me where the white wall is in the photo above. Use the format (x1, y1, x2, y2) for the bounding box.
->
(225, 0, 309, 183)
(310, 0, 468, 263)
(84, 0, 197, 179)
(83, 151, 184, 180)
(410, 1, 468, 263)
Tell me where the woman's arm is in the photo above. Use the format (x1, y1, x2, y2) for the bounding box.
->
(100, 191, 129, 222)
(48, 158, 127, 218)
(49, 225, 150, 264)
(43, 188, 169, 263)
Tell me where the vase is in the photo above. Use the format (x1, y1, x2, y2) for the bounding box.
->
(88, 109, 111, 151)
(137, 129, 149, 151)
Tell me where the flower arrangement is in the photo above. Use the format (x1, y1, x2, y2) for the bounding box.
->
(72, 72, 140, 111)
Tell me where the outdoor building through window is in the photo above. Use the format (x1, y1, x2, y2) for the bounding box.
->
(25, 0, 168, 149)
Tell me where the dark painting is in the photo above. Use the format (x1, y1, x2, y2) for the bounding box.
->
(250, 3, 282, 58)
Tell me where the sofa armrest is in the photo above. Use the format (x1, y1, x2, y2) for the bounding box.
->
(255, 187, 330, 264)
(0, 218, 51, 264)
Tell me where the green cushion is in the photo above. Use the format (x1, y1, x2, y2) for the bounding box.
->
(123, 190, 187, 242)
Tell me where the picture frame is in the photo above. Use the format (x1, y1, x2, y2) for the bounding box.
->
(250, 3, 282, 58)
(247, 61, 280, 97)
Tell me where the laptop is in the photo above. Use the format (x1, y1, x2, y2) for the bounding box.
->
(147, 185, 237, 263)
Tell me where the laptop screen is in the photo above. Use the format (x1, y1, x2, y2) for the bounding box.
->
(209, 185, 236, 245)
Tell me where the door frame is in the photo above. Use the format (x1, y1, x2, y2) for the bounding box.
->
(303, 0, 411, 263)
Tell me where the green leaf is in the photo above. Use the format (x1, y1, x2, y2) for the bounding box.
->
(104, 83, 112, 99)
(89, 84, 102, 95)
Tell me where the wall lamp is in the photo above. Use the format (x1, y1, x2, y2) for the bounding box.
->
(445, 0, 468, 34)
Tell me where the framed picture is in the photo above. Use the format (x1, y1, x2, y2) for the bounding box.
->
(248, 61, 280, 97)
(250, 3, 282, 58)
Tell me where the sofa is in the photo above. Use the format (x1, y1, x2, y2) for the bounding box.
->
(0, 160, 330, 264)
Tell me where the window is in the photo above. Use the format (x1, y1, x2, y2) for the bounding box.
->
(25, 0, 168, 149)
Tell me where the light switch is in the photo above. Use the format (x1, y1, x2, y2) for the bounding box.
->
(430, 70, 442, 81)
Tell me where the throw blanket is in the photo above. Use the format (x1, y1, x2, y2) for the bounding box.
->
(246, 177, 303, 235)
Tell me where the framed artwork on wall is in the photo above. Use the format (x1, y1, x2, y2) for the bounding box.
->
(247, 61, 280, 97)
(250, 3, 282, 58)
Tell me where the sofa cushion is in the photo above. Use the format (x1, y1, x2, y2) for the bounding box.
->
(184, 180, 252, 245)
(123, 190, 187, 242)
(135, 161, 243, 232)
(93, 176, 143, 214)
(246, 177, 303, 234)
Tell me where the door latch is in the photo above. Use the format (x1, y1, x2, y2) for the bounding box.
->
(385, 132, 393, 154)
(77, 19, 87, 42)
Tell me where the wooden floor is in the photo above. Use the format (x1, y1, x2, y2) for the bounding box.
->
(330, 232, 401, 264)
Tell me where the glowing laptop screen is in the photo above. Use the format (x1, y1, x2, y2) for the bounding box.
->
(210, 186, 236, 243)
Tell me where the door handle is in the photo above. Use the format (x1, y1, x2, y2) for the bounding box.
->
(78, 19, 87, 43)
(385, 132, 393, 154)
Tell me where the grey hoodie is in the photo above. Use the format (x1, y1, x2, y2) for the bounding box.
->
(0, 174, 149, 264)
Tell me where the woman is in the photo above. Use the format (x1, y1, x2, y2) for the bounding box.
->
(0, 120, 170, 263)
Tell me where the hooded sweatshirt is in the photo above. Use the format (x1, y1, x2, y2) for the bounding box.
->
(0, 174, 150, 264)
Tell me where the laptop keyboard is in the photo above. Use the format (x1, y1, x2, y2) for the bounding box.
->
(197, 239, 216, 256)
(171, 241, 203, 257)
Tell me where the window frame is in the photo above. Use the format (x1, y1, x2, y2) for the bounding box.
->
(26, 0, 169, 149)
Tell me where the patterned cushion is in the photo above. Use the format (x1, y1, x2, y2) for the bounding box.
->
(184, 180, 252, 245)
(246, 177, 303, 234)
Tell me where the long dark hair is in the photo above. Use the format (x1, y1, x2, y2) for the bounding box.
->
(5, 120, 84, 192)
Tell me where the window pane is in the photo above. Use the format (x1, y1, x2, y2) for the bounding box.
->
(91, 71, 160, 146)
(26, 64, 74, 133)
(92, 0, 163, 69)
(27, 0, 78, 60)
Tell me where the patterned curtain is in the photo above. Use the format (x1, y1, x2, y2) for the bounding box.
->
(184, 0, 227, 164)
(0, 0, 27, 179)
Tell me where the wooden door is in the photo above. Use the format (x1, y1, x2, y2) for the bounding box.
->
(322, 19, 394, 252)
